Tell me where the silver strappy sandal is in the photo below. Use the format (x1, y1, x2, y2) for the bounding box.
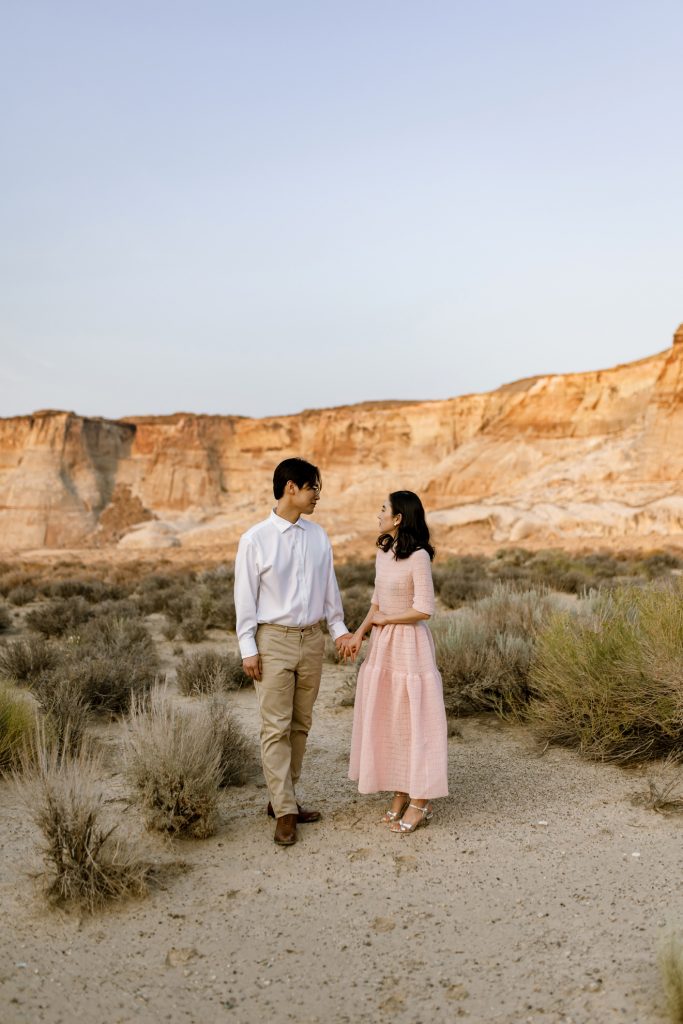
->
(380, 793, 410, 825)
(389, 802, 433, 834)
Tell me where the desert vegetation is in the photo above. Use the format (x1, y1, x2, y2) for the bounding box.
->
(16, 730, 152, 911)
(2, 547, 683, 922)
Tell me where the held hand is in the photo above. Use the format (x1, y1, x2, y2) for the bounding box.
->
(242, 655, 262, 681)
(347, 631, 364, 660)
(335, 633, 354, 663)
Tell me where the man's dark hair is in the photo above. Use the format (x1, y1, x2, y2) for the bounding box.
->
(273, 458, 322, 500)
(377, 490, 435, 560)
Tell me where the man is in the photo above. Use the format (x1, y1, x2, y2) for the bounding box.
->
(235, 457, 351, 846)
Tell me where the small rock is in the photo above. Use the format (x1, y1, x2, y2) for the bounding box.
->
(165, 947, 199, 967)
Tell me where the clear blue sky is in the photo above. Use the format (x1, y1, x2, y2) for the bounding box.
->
(1, 1, 682, 419)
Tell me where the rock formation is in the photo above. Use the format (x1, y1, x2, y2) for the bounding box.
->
(2, 326, 683, 557)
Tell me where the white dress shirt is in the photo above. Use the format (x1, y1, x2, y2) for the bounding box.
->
(234, 510, 348, 659)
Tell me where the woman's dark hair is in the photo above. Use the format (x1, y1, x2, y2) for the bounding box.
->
(273, 458, 322, 499)
(377, 490, 435, 560)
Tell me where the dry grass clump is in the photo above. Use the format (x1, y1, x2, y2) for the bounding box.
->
(17, 731, 151, 911)
(124, 687, 222, 838)
(0, 636, 58, 683)
(206, 695, 254, 786)
(176, 650, 250, 695)
(43, 578, 125, 602)
(659, 934, 683, 1023)
(527, 584, 683, 763)
(0, 684, 36, 772)
(26, 596, 93, 637)
(432, 584, 562, 716)
(638, 754, 683, 814)
(32, 677, 90, 758)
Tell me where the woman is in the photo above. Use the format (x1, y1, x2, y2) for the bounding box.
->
(345, 491, 448, 833)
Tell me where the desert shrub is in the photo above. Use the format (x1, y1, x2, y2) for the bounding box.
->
(0, 570, 36, 597)
(0, 604, 12, 632)
(435, 556, 493, 607)
(206, 695, 254, 786)
(176, 650, 250, 696)
(341, 586, 372, 633)
(134, 575, 195, 616)
(44, 579, 124, 602)
(17, 732, 151, 911)
(162, 618, 178, 641)
(202, 594, 237, 631)
(527, 585, 683, 763)
(180, 616, 207, 643)
(33, 617, 159, 714)
(432, 584, 562, 716)
(0, 684, 35, 772)
(7, 583, 37, 606)
(335, 561, 376, 590)
(26, 597, 93, 637)
(124, 687, 222, 838)
(641, 551, 682, 578)
(659, 934, 683, 1024)
(0, 637, 59, 684)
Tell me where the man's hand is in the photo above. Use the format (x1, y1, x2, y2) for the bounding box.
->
(335, 633, 354, 662)
(242, 655, 262, 681)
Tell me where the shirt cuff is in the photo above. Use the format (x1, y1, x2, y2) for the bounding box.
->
(238, 637, 259, 659)
(329, 621, 349, 641)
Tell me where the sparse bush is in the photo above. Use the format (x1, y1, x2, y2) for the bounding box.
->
(32, 617, 159, 714)
(0, 604, 12, 632)
(527, 585, 683, 763)
(180, 616, 207, 643)
(435, 557, 493, 607)
(17, 732, 151, 911)
(7, 583, 37, 606)
(162, 618, 178, 641)
(207, 695, 253, 786)
(26, 597, 92, 637)
(432, 584, 562, 716)
(341, 586, 372, 633)
(90, 598, 141, 621)
(176, 650, 250, 696)
(124, 687, 222, 838)
(659, 934, 683, 1024)
(202, 594, 237, 631)
(0, 570, 36, 597)
(335, 561, 376, 590)
(0, 637, 59, 684)
(0, 684, 35, 772)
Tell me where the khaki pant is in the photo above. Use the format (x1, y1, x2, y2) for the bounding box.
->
(255, 623, 326, 817)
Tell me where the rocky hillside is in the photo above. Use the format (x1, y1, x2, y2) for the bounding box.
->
(2, 325, 683, 556)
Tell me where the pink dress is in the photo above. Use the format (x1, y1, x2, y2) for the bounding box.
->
(348, 548, 449, 798)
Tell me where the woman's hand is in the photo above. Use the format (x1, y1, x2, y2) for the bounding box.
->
(370, 610, 389, 627)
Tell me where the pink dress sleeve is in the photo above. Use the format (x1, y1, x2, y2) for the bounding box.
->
(411, 550, 435, 615)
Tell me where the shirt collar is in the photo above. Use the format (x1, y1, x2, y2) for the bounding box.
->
(270, 509, 306, 532)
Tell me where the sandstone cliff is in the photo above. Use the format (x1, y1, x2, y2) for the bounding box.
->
(2, 325, 683, 557)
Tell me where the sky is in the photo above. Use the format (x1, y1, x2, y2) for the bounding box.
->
(1, 0, 682, 420)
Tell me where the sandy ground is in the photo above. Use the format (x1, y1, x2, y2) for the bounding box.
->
(2, 655, 683, 1024)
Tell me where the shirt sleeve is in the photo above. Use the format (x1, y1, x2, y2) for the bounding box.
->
(323, 542, 348, 640)
(234, 534, 260, 658)
(411, 550, 435, 615)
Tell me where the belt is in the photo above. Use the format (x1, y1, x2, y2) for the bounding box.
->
(257, 622, 321, 636)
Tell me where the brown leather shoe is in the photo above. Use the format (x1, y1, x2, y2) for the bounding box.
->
(273, 813, 298, 846)
(267, 802, 321, 824)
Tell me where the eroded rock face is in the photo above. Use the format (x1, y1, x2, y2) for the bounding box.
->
(2, 327, 683, 555)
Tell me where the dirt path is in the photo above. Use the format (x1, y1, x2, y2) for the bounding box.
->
(1, 661, 682, 1024)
